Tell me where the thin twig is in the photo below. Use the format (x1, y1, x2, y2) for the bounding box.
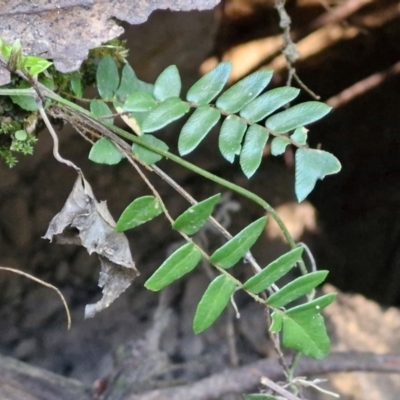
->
(0, 266, 71, 330)
(261, 376, 302, 400)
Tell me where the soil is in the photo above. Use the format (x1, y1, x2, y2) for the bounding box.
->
(1, 3, 400, 399)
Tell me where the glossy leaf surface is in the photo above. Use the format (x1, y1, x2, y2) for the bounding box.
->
(142, 97, 189, 133)
(265, 101, 331, 134)
(267, 270, 329, 308)
(178, 105, 220, 155)
(153, 65, 181, 101)
(145, 243, 202, 291)
(193, 275, 236, 333)
(295, 148, 341, 202)
(218, 115, 247, 163)
(240, 87, 300, 122)
(216, 70, 273, 113)
(243, 247, 303, 294)
(186, 62, 231, 105)
(89, 137, 124, 165)
(239, 124, 269, 178)
(209, 217, 267, 269)
(116, 196, 163, 231)
(173, 194, 221, 235)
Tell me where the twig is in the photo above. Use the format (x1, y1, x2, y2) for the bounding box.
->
(0, 266, 71, 330)
(261, 376, 302, 400)
(130, 352, 400, 400)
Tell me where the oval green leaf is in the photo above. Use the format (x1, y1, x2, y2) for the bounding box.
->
(290, 126, 308, 145)
(218, 115, 247, 163)
(123, 91, 158, 112)
(145, 243, 202, 291)
(239, 124, 269, 178)
(265, 101, 332, 134)
(142, 97, 190, 133)
(116, 195, 163, 231)
(24, 56, 53, 76)
(90, 99, 114, 124)
(89, 137, 124, 165)
(281, 307, 331, 359)
(186, 62, 232, 105)
(243, 247, 303, 294)
(70, 73, 83, 98)
(216, 70, 273, 113)
(14, 130, 27, 141)
(173, 194, 221, 235)
(178, 105, 220, 156)
(96, 55, 119, 100)
(266, 270, 329, 308)
(193, 275, 237, 334)
(132, 134, 169, 165)
(240, 87, 300, 122)
(270, 136, 290, 156)
(295, 148, 341, 202)
(209, 217, 267, 269)
(286, 293, 337, 315)
(153, 65, 181, 101)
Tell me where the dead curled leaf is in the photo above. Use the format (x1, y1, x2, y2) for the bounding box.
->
(43, 171, 139, 318)
(0, 0, 220, 85)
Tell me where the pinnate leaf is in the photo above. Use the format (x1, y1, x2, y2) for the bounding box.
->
(96, 55, 119, 100)
(116, 196, 163, 231)
(216, 70, 273, 113)
(153, 65, 181, 101)
(123, 92, 158, 112)
(290, 126, 308, 145)
(270, 136, 290, 156)
(239, 124, 269, 178)
(142, 97, 189, 133)
(266, 270, 329, 308)
(90, 99, 114, 124)
(209, 217, 267, 269)
(243, 247, 303, 294)
(89, 137, 124, 165)
(173, 194, 221, 235)
(266, 101, 331, 134)
(145, 243, 202, 291)
(116, 64, 153, 103)
(178, 105, 220, 155)
(193, 275, 236, 333)
(240, 87, 300, 122)
(295, 148, 341, 202)
(186, 62, 231, 105)
(286, 293, 337, 315)
(132, 134, 169, 165)
(219, 115, 247, 163)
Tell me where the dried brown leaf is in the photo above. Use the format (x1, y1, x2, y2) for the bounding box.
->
(0, 0, 220, 85)
(43, 172, 139, 318)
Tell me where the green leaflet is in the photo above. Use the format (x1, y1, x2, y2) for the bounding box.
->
(70, 73, 83, 98)
(216, 70, 273, 113)
(173, 194, 221, 235)
(186, 62, 231, 105)
(295, 148, 341, 202)
(96, 55, 119, 100)
(271, 294, 336, 359)
(24, 56, 53, 76)
(266, 270, 329, 308)
(116, 195, 163, 231)
(265, 101, 332, 134)
(14, 130, 27, 141)
(145, 243, 202, 291)
(218, 115, 247, 163)
(132, 134, 169, 165)
(209, 217, 267, 269)
(153, 65, 181, 101)
(242, 247, 303, 294)
(90, 99, 114, 124)
(142, 97, 190, 133)
(193, 275, 236, 333)
(240, 87, 300, 122)
(290, 126, 308, 145)
(239, 124, 269, 178)
(116, 63, 154, 103)
(89, 137, 124, 165)
(270, 136, 290, 156)
(123, 92, 158, 112)
(178, 105, 220, 156)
